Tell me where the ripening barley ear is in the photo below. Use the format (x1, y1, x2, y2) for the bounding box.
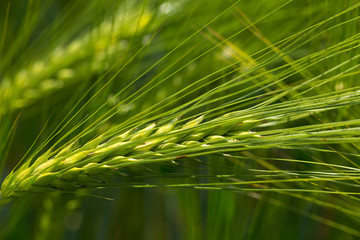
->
(0, 113, 263, 201)
(0, 3, 155, 118)
(2, 83, 360, 201)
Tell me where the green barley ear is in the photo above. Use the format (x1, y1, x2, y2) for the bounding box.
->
(0, 4, 155, 118)
(4, 96, 358, 201)
(0, 114, 234, 199)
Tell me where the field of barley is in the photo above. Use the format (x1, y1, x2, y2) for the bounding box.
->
(1, 0, 360, 239)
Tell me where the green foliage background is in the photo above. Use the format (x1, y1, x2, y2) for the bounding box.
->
(1, 0, 360, 239)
